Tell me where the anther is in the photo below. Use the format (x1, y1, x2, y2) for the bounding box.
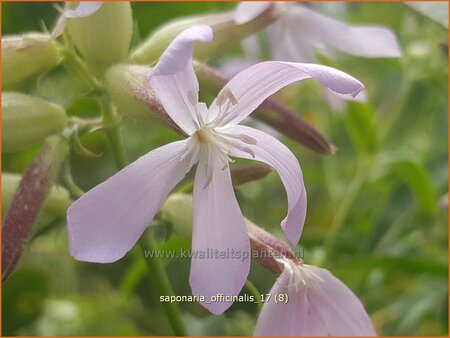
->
(239, 134, 257, 145)
(216, 87, 238, 106)
(188, 91, 198, 106)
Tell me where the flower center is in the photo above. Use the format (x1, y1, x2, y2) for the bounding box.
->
(277, 259, 324, 293)
(179, 88, 258, 188)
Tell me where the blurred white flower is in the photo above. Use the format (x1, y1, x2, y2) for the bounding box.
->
(230, 2, 401, 110)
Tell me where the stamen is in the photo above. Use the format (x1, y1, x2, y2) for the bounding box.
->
(211, 87, 239, 127)
(188, 91, 205, 127)
(223, 133, 258, 145)
(238, 134, 258, 145)
(241, 147, 256, 158)
(191, 118, 201, 130)
(188, 91, 198, 106)
(216, 87, 237, 106)
(225, 88, 238, 105)
(203, 165, 213, 189)
(275, 259, 324, 293)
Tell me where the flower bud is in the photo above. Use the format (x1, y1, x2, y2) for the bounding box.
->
(131, 4, 279, 64)
(2, 173, 71, 227)
(105, 64, 184, 134)
(160, 193, 193, 239)
(2, 92, 68, 153)
(246, 219, 299, 274)
(2, 33, 60, 90)
(2, 135, 69, 281)
(105, 64, 153, 122)
(66, 2, 133, 77)
(231, 164, 272, 186)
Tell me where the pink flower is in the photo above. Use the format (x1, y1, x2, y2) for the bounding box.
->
(67, 25, 364, 315)
(254, 258, 376, 336)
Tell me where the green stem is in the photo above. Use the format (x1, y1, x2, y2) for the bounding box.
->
(98, 96, 183, 335)
(378, 81, 413, 143)
(178, 182, 194, 194)
(100, 98, 128, 170)
(139, 236, 187, 336)
(61, 48, 103, 93)
(62, 161, 85, 199)
(245, 280, 263, 312)
(324, 156, 371, 254)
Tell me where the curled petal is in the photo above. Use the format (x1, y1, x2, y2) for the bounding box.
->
(292, 5, 401, 58)
(190, 160, 251, 315)
(234, 2, 273, 25)
(64, 2, 104, 18)
(224, 125, 306, 246)
(211, 61, 364, 126)
(150, 25, 213, 135)
(254, 264, 376, 336)
(67, 140, 191, 263)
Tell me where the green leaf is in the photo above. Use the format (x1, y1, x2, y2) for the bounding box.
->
(345, 102, 377, 154)
(394, 160, 437, 214)
(336, 255, 448, 277)
(2, 268, 51, 335)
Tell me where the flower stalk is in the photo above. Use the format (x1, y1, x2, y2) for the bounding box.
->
(100, 97, 128, 170)
(97, 100, 186, 334)
(61, 48, 103, 93)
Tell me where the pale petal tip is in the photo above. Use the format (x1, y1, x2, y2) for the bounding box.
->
(234, 2, 273, 25)
(152, 25, 213, 76)
(351, 83, 365, 98)
(64, 2, 103, 19)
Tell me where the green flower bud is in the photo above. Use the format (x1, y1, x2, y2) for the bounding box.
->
(160, 193, 193, 239)
(105, 64, 152, 122)
(2, 92, 68, 153)
(105, 64, 184, 134)
(2, 33, 60, 90)
(131, 5, 279, 64)
(66, 2, 133, 77)
(2, 173, 71, 227)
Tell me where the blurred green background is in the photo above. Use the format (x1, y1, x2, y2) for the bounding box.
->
(2, 1, 448, 336)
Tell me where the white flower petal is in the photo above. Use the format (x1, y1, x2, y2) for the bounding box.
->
(150, 25, 213, 135)
(254, 265, 327, 336)
(255, 264, 376, 336)
(211, 61, 364, 126)
(309, 267, 376, 336)
(292, 5, 401, 58)
(64, 2, 103, 19)
(234, 2, 273, 25)
(67, 140, 191, 263)
(224, 125, 306, 246)
(266, 16, 317, 63)
(190, 160, 251, 315)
